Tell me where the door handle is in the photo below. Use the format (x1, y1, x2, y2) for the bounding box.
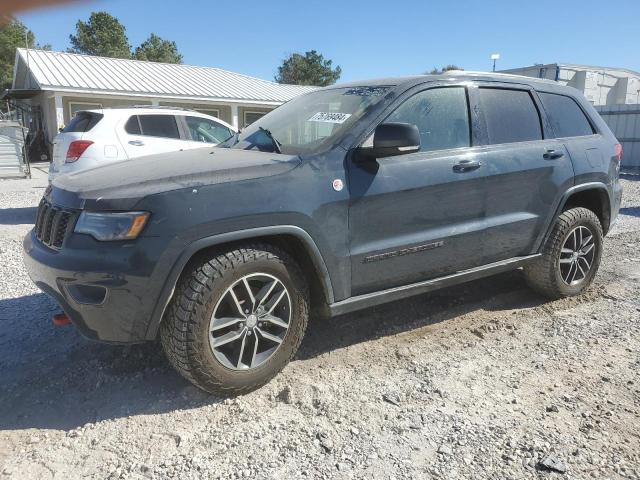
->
(453, 159, 482, 172)
(543, 149, 564, 160)
(128, 140, 145, 146)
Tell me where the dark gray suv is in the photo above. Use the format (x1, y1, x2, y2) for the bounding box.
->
(24, 72, 623, 394)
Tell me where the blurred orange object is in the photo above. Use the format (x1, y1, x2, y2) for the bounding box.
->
(1, 0, 83, 16)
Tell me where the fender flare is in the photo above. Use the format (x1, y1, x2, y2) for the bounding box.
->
(144, 225, 334, 340)
(535, 182, 611, 251)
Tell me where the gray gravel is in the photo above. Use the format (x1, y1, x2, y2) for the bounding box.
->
(1, 174, 639, 479)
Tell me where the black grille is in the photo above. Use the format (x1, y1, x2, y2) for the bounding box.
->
(34, 199, 77, 249)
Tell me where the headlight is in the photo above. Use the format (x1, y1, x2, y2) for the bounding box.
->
(74, 211, 150, 241)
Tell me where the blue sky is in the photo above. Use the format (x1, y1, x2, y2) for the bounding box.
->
(18, 0, 640, 83)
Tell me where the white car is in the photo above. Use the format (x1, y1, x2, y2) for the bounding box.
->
(49, 107, 236, 181)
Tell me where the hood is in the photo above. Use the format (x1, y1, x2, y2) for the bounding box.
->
(51, 147, 301, 208)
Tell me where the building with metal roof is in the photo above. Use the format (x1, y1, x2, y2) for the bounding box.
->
(498, 63, 640, 106)
(498, 63, 640, 169)
(5, 48, 317, 144)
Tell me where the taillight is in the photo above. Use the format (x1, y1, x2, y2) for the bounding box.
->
(614, 143, 623, 162)
(65, 140, 94, 163)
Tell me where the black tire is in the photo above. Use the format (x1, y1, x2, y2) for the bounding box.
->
(160, 244, 309, 395)
(524, 207, 603, 299)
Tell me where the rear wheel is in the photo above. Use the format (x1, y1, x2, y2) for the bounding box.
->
(524, 207, 603, 299)
(160, 244, 309, 395)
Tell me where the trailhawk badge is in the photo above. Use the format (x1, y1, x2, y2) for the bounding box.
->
(332, 179, 344, 191)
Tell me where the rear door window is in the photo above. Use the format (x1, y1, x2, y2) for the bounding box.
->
(385, 87, 470, 152)
(133, 114, 180, 139)
(63, 112, 103, 133)
(478, 88, 542, 144)
(538, 92, 594, 138)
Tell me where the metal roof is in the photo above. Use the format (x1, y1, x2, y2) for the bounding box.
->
(500, 63, 640, 77)
(15, 49, 317, 104)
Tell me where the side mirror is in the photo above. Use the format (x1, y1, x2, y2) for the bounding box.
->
(357, 122, 421, 160)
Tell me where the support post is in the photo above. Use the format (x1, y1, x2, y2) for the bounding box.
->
(54, 94, 64, 132)
(231, 104, 239, 130)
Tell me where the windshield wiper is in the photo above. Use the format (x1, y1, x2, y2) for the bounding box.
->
(258, 126, 282, 154)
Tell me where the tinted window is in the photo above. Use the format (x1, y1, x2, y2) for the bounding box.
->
(124, 116, 141, 135)
(479, 88, 542, 144)
(63, 112, 103, 133)
(185, 116, 232, 144)
(538, 92, 594, 138)
(137, 115, 180, 139)
(386, 87, 470, 152)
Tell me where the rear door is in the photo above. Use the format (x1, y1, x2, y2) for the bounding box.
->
(536, 91, 602, 181)
(348, 85, 489, 295)
(470, 84, 574, 263)
(118, 114, 184, 159)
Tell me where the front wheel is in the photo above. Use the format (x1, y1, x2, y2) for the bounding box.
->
(524, 207, 603, 299)
(160, 244, 309, 395)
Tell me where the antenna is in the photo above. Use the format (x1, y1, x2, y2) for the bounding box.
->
(24, 27, 31, 89)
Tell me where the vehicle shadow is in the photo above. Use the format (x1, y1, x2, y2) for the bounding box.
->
(619, 207, 640, 218)
(620, 172, 640, 181)
(0, 293, 216, 432)
(0, 270, 545, 432)
(0, 207, 37, 225)
(298, 269, 545, 360)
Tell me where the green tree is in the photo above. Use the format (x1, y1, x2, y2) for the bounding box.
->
(0, 16, 50, 90)
(275, 50, 341, 86)
(68, 11, 131, 58)
(428, 65, 463, 74)
(133, 33, 183, 64)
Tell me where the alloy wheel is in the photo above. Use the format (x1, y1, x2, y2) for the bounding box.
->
(558, 226, 596, 286)
(209, 273, 291, 370)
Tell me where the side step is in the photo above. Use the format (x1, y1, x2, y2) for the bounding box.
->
(328, 254, 540, 317)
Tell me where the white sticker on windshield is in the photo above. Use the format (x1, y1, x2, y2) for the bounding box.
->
(308, 112, 352, 124)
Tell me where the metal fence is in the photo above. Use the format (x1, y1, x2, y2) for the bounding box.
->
(596, 105, 640, 170)
(0, 121, 29, 178)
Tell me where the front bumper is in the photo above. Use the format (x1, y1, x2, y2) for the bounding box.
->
(23, 230, 169, 343)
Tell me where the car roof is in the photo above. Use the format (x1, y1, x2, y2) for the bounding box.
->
(73, 107, 236, 130)
(327, 71, 568, 92)
(80, 107, 217, 115)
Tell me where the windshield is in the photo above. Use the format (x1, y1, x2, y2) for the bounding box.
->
(221, 86, 391, 155)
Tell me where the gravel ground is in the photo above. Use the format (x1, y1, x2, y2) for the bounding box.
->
(0, 173, 639, 480)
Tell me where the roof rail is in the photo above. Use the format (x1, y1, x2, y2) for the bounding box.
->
(109, 105, 192, 110)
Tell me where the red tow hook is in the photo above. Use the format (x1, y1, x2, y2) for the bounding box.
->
(52, 313, 71, 327)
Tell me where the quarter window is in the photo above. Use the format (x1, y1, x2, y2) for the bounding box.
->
(538, 92, 594, 138)
(478, 88, 542, 144)
(124, 116, 141, 135)
(386, 87, 470, 152)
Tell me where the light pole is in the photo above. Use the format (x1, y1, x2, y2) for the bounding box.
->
(491, 53, 500, 72)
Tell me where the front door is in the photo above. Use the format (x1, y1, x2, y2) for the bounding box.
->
(348, 86, 489, 296)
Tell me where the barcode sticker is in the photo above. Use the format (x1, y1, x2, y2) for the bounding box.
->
(307, 112, 352, 124)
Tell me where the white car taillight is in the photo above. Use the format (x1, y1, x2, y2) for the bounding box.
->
(66, 140, 94, 163)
